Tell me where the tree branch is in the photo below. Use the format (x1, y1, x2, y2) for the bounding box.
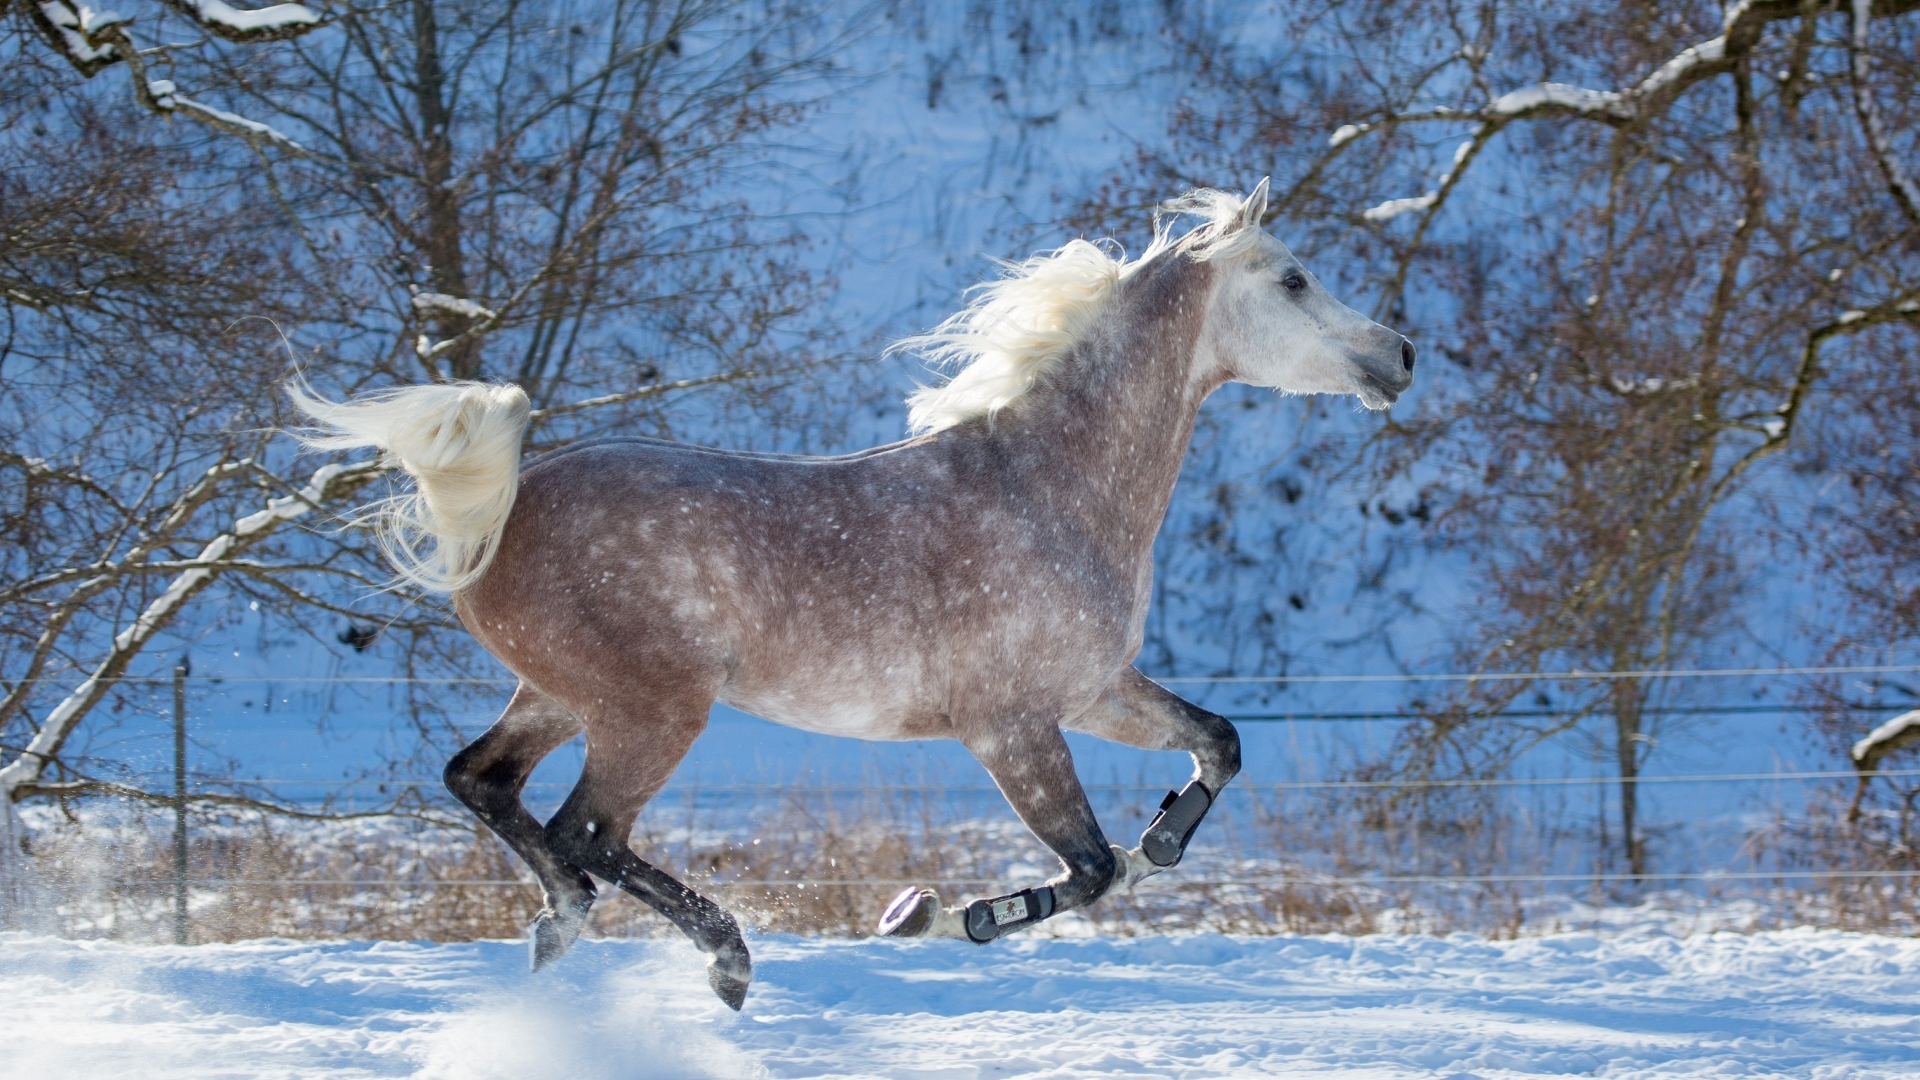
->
(0, 458, 382, 801)
(16, 778, 463, 826)
(1704, 288, 1920, 511)
(525, 370, 765, 422)
(1343, 1, 1920, 229)
(1850, 0, 1920, 228)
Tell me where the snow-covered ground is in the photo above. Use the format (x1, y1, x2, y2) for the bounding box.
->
(6, 928, 1918, 1078)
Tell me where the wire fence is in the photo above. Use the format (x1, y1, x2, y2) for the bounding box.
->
(154, 767, 1920, 792)
(59, 661, 1920, 684)
(18, 665, 1920, 941)
(99, 869, 1920, 889)
(48, 767, 1920, 899)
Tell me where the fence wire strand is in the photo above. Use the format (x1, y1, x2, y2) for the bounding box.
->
(105, 869, 1920, 889)
(62, 661, 1920, 684)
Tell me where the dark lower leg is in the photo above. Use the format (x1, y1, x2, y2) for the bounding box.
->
(544, 799, 751, 1007)
(444, 685, 595, 966)
(540, 716, 751, 1008)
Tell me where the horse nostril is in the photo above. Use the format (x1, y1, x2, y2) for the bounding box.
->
(1400, 339, 1416, 375)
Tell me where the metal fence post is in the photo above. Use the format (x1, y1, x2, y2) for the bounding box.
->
(172, 654, 190, 945)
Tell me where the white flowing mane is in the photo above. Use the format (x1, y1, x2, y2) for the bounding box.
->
(897, 181, 1271, 435)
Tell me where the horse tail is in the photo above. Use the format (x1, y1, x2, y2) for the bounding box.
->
(288, 379, 531, 593)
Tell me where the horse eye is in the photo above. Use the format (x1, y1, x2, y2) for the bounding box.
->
(1282, 272, 1307, 292)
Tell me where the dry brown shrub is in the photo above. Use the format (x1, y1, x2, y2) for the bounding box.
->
(26, 777, 1920, 945)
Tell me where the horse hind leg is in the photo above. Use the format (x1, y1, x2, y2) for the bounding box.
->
(444, 684, 597, 971)
(541, 701, 753, 1010)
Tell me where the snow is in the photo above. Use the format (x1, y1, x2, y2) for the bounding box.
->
(1608, 375, 1698, 396)
(411, 291, 498, 322)
(1488, 82, 1627, 119)
(37, 1, 128, 64)
(1633, 36, 1727, 100)
(1362, 193, 1437, 223)
(1853, 709, 1920, 767)
(1328, 123, 1363, 148)
(182, 0, 322, 34)
(161, 95, 308, 153)
(5, 928, 1920, 1078)
(1852, 0, 1920, 222)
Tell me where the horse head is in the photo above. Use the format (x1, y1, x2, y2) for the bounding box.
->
(1190, 178, 1416, 410)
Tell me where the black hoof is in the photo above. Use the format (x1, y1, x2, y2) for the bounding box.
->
(527, 890, 595, 973)
(528, 915, 569, 973)
(877, 887, 937, 937)
(708, 966, 750, 1010)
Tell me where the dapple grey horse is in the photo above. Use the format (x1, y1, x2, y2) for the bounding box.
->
(293, 181, 1414, 1008)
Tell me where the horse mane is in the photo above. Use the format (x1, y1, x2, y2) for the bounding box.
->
(896, 183, 1270, 436)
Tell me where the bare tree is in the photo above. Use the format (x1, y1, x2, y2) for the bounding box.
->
(0, 0, 851, 836)
(1086, 0, 1920, 874)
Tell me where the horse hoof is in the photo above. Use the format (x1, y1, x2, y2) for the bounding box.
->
(1112, 844, 1165, 892)
(878, 887, 938, 937)
(708, 965, 751, 1011)
(528, 912, 571, 972)
(527, 896, 591, 972)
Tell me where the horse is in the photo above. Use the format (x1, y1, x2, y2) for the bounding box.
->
(291, 180, 1415, 1009)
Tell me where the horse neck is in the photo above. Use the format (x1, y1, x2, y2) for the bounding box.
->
(996, 256, 1219, 565)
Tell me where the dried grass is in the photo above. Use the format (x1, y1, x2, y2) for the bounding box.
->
(19, 779, 1920, 945)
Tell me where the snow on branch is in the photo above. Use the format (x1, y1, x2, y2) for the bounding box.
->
(1849, 708, 1920, 820)
(157, 0, 325, 42)
(28, 1, 327, 155)
(411, 291, 498, 323)
(1850, 0, 1920, 227)
(1853, 710, 1920, 771)
(144, 79, 311, 154)
(1628, 34, 1729, 102)
(1362, 193, 1438, 223)
(1338, 2, 1885, 226)
(1607, 375, 1701, 396)
(1703, 285, 1920, 517)
(1488, 82, 1629, 120)
(1360, 129, 1484, 223)
(1358, 34, 1729, 219)
(27, 1, 131, 75)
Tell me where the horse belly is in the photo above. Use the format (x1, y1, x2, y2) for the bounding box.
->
(719, 683, 941, 740)
(717, 642, 946, 741)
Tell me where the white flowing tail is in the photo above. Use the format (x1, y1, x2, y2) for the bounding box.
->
(289, 380, 531, 593)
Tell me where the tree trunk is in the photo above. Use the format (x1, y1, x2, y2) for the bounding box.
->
(411, 0, 478, 380)
(1612, 677, 1648, 877)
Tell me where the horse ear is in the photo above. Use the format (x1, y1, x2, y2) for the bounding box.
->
(1241, 177, 1271, 228)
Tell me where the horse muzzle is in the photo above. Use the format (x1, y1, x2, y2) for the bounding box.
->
(1353, 338, 1415, 409)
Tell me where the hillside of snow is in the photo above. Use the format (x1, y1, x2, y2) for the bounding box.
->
(6, 928, 1919, 1078)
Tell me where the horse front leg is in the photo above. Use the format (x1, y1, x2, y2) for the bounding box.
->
(1062, 667, 1241, 889)
(879, 721, 1119, 943)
